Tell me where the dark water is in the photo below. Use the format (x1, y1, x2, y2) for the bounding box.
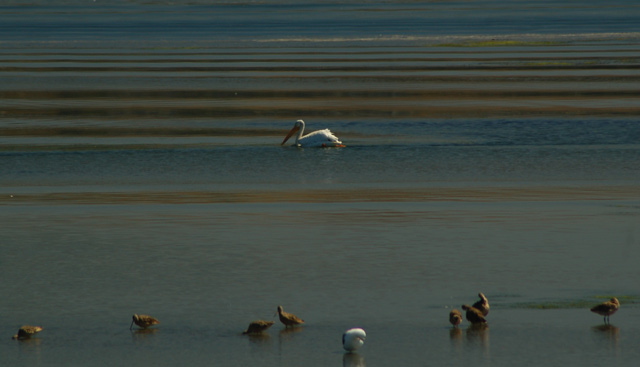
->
(2, 1, 640, 366)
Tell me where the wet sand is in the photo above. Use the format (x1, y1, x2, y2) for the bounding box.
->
(2, 185, 640, 205)
(2, 38, 640, 129)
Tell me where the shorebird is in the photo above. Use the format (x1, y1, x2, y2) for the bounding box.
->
(130, 314, 160, 330)
(276, 305, 304, 327)
(449, 309, 463, 327)
(342, 328, 366, 352)
(243, 320, 275, 335)
(462, 305, 487, 326)
(12, 325, 43, 340)
(472, 292, 490, 316)
(590, 297, 620, 324)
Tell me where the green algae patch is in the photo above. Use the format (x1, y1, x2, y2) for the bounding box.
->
(523, 61, 574, 67)
(434, 40, 565, 48)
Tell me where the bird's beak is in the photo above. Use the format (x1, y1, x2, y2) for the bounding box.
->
(129, 320, 134, 330)
(281, 125, 300, 145)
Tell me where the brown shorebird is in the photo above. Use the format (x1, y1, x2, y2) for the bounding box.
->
(12, 325, 43, 340)
(276, 305, 304, 327)
(130, 314, 160, 330)
(590, 297, 620, 324)
(243, 320, 275, 335)
(462, 305, 487, 326)
(449, 309, 462, 327)
(472, 292, 490, 316)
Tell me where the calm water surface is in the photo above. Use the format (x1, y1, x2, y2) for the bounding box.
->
(1, 1, 640, 366)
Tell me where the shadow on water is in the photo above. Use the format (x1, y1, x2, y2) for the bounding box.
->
(343, 352, 366, 367)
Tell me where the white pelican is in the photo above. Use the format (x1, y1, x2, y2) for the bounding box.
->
(590, 297, 620, 324)
(281, 119, 345, 148)
(342, 328, 366, 352)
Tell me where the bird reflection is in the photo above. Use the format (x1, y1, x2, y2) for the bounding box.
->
(277, 325, 304, 345)
(592, 324, 620, 342)
(131, 327, 159, 344)
(279, 326, 304, 336)
(466, 323, 489, 336)
(466, 323, 490, 355)
(343, 352, 366, 367)
(449, 327, 463, 341)
(246, 333, 271, 344)
(16, 337, 43, 350)
(131, 328, 158, 336)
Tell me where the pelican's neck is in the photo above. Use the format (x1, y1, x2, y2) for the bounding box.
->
(294, 120, 305, 145)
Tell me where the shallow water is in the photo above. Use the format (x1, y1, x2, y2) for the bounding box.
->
(2, 1, 640, 366)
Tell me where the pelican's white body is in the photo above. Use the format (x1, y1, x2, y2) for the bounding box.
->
(281, 120, 344, 148)
(342, 328, 366, 352)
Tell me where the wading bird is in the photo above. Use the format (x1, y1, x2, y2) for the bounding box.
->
(12, 325, 43, 340)
(276, 305, 304, 327)
(281, 119, 345, 148)
(590, 297, 620, 324)
(243, 320, 275, 335)
(449, 309, 462, 327)
(472, 292, 490, 316)
(462, 305, 487, 326)
(130, 314, 160, 330)
(342, 328, 366, 352)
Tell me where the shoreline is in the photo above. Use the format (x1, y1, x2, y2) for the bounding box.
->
(2, 185, 639, 205)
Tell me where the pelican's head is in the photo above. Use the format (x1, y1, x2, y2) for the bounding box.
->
(342, 328, 366, 352)
(281, 121, 304, 145)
